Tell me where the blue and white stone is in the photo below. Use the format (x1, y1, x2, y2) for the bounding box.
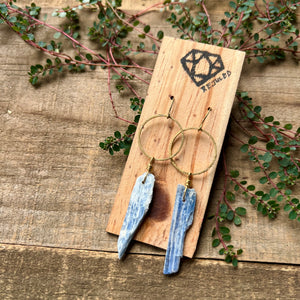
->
(118, 172, 155, 259)
(163, 184, 196, 275)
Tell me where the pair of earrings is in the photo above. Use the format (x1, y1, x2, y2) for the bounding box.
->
(117, 96, 217, 275)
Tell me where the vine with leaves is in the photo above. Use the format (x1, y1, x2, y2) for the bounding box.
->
(0, 0, 299, 267)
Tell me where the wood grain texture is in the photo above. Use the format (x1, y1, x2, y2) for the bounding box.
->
(107, 37, 245, 257)
(0, 0, 299, 267)
(0, 244, 299, 300)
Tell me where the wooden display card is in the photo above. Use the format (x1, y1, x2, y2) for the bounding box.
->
(106, 37, 245, 258)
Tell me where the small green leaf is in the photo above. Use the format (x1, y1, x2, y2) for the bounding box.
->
(259, 177, 268, 184)
(225, 254, 232, 263)
(111, 74, 121, 80)
(247, 111, 255, 119)
(256, 56, 265, 63)
(86, 54, 93, 61)
(114, 131, 121, 139)
(262, 152, 272, 163)
(226, 210, 234, 221)
(254, 106, 261, 114)
(222, 234, 231, 242)
(235, 207, 247, 216)
(9, 16, 17, 23)
(211, 227, 216, 237)
(143, 25, 150, 33)
(257, 202, 263, 212)
(237, 249, 243, 255)
(266, 142, 275, 150)
(277, 195, 284, 202)
(30, 76, 38, 85)
(226, 191, 235, 201)
(232, 257, 238, 267)
(219, 226, 230, 234)
(284, 204, 292, 212)
(220, 203, 228, 213)
(47, 44, 54, 51)
(38, 41, 47, 48)
(157, 30, 164, 40)
(248, 136, 258, 145)
(271, 36, 279, 42)
(279, 158, 290, 168)
(234, 215, 241, 226)
(126, 125, 136, 134)
(289, 210, 297, 220)
(284, 124, 293, 130)
(212, 239, 220, 247)
(53, 32, 61, 39)
(27, 33, 35, 41)
(247, 185, 255, 191)
(254, 167, 261, 173)
(264, 116, 274, 123)
(269, 188, 278, 197)
(265, 28, 272, 35)
(229, 1, 237, 9)
(240, 144, 249, 153)
(230, 170, 239, 178)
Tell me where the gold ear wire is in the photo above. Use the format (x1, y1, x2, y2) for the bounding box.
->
(198, 107, 212, 131)
(167, 95, 175, 119)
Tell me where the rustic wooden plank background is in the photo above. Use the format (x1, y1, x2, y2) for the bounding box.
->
(0, 0, 299, 298)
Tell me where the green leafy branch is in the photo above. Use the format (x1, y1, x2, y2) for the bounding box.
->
(211, 159, 245, 267)
(0, 0, 161, 126)
(164, 0, 299, 62)
(211, 91, 299, 265)
(99, 97, 144, 155)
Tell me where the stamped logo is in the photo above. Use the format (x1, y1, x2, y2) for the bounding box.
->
(181, 49, 225, 87)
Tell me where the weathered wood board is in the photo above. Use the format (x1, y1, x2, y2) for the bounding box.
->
(106, 37, 245, 257)
(0, 244, 299, 300)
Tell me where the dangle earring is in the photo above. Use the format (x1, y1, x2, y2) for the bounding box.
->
(163, 107, 218, 275)
(118, 96, 185, 259)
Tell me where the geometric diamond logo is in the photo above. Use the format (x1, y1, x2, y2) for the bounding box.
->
(181, 49, 225, 87)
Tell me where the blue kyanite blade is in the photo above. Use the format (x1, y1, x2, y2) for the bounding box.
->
(118, 172, 155, 259)
(163, 184, 196, 275)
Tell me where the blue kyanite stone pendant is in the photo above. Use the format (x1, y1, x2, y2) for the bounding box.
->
(163, 184, 196, 275)
(118, 172, 155, 259)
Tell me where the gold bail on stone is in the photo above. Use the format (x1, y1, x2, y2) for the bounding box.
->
(182, 172, 192, 202)
(142, 157, 155, 184)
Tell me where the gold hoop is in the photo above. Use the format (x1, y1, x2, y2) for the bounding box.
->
(169, 127, 218, 176)
(138, 114, 185, 162)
